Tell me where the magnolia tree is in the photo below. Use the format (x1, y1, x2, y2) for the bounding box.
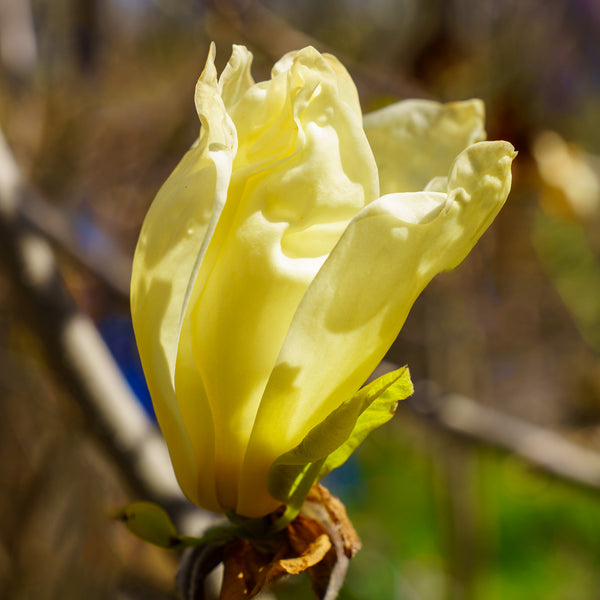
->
(118, 43, 514, 599)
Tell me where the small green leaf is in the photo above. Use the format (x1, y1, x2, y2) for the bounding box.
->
(116, 502, 254, 550)
(115, 501, 180, 549)
(268, 366, 413, 508)
(319, 366, 413, 479)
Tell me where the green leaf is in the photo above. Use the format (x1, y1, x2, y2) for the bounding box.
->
(267, 366, 413, 509)
(116, 501, 253, 549)
(319, 366, 413, 479)
(114, 501, 180, 548)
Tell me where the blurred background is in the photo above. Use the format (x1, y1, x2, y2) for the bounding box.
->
(1, 0, 600, 598)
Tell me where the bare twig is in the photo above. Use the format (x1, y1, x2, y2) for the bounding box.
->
(19, 190, 132, 299)
(409, 381, 600, 492)
(0, 128, 206, 532)
(363, 359, 600, 492)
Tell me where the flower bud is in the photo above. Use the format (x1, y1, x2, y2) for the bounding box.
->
(131, 43, 515, 517)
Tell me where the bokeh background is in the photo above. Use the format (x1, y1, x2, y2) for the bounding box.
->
(2, 1, 600, 598)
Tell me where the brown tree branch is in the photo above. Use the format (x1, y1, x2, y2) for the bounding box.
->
(19, 189, 132, 300)
(407, 378, 600, 492)
(0, 128, 207, 533)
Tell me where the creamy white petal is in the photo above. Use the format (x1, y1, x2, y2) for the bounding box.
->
(364, 98, 486, 194)
(180, 46, 379, 510)
(131, 43, 236, 510)
(238, 140, 515, 516)
(218, 44, 255, 112)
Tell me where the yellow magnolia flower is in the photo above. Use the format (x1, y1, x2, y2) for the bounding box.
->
(131, 43, 515, 518)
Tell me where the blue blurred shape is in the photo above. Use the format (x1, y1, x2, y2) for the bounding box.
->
(99, 313, 156, 421)
(321, 456, 364, 505)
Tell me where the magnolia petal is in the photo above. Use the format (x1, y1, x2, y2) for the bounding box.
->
(322, 52, 363, 120)
(131, 43, 236, 510)
(219, 44, 255, 112)
(425, 176, 448, 193)
(238, 140, 515, 516)
(180, 46, 379, 512)
(274, 48, 363, 121)
(363, 98, 486, 194)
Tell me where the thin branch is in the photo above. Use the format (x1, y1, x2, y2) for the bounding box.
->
(362, 359, 600, 492)
(408, 380, 600, 493)
(0, 128, 205, 532)
(19, 189, 132, 300)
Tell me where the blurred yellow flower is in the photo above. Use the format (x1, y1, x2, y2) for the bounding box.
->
(131, 43, 515, 518)
(533, 130, 600, 220)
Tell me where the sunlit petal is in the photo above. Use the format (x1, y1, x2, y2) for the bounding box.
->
(238, 141, 515, 516)
(364, 98, 486, 194)
(131, 43, 236, 510)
